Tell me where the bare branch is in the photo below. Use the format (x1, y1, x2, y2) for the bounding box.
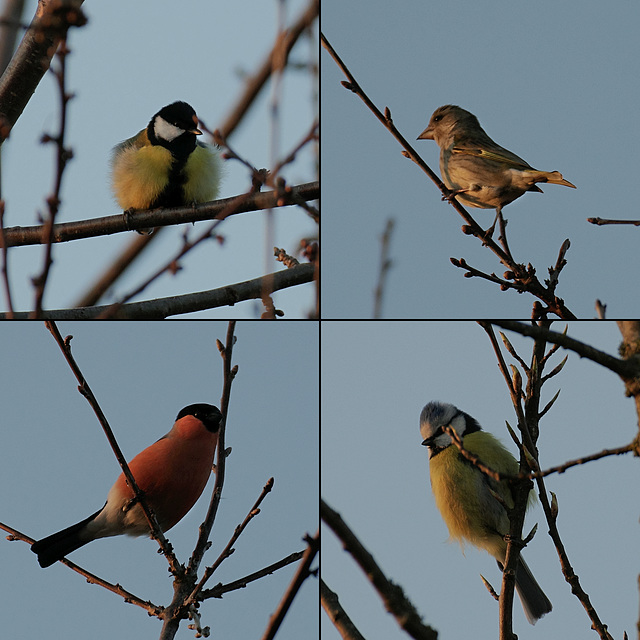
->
(0, 263, 315, 319)
(321, 498, 438, 640)
(373, 218, 394, 319)
(0, 0, 87, 143)
(260, 530, 319, 640)
(321, 579, 366, 640)
(1, 520, 164, 617)
(2, 182, 319, 247)
(488, 320, 640, 380)
(201, 551, 305, 600)
(44, 321, 181, 574)
(322, 32, 576, 319)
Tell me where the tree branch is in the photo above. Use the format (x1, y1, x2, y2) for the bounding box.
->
(1, 182, 318, 247)
(322, 31, 576, 319)
(44, 320, 182, 574)
(0, 262, 315, 319)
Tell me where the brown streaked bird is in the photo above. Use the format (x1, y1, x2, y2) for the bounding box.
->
(418, 105, 576, 236)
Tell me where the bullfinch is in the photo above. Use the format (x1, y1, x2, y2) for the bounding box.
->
(31, 403, 222, 568)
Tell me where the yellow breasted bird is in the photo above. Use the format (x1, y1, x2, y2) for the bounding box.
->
(419, 401, 552, 625)
(110, 101, 222, 214)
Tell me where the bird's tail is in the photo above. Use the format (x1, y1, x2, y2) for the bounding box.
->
(539, 170, 576, 188)
(31, 508, 102, 568)
(514, 556, 553, 625)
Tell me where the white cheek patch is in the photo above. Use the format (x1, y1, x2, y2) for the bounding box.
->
(450, 413, 466, 435)
(433, 431, 453, 448)
(154, 116, 185, 142)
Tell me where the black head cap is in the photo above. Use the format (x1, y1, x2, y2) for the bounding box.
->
(147, 101, 201, 156)
(153, 101, 198, 130)
(176, 403, 223, 433)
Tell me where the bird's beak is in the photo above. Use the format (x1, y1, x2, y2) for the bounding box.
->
(190, 114, 203, 136)
(417, 125, 434, 140)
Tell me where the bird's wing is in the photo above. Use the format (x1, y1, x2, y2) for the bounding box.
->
(112, 129, 149, 153)
(452, 141, 532, 170)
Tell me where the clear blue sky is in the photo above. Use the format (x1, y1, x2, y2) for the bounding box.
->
(322, 0, 640, 318)
(2, 321, 318, 639)
(321, 321, 637, 639)
(2, 0, 318, 317)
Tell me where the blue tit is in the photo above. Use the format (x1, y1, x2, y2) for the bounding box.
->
(419, 401, 552, 625)
(110, 101, 222, 212)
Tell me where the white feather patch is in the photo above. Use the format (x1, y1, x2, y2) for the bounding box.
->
(153, 115, 185, 142)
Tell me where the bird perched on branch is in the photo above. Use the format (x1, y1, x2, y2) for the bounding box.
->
(417, 105, 576, 237)
(419, 400, 552, 625)
(31, 403, 222, 568)
(110, 101, 222, 231)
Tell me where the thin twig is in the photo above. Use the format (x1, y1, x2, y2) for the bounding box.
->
(32, 38, 73, 317)
(0, 199, 14, 315)
(483, 321, 616, 639)
(189, 322, 237, 572)
(587, 217, 640, 226)
(260, 530, 319, 640)
(44, 320, 181, 574)
(159, 322, 237, 639)
(372, 218, 394, 319)
(0, 521, 164, 617)
(201, 550, 305, 600)
(184, 477, 275, 609)
(322, 31, 577, 319)
(488, 320, 640, 380)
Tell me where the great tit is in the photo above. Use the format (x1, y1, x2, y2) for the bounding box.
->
(419, 401, 552, 625)
(110, 101, 222, 214)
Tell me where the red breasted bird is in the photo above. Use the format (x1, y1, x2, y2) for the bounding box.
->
(31, 403, 222, 568)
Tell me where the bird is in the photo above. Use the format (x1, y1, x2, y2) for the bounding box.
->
(31, 403, 222, 568)
(110, 101, 222, 229)
(417, 105, 576, 237)
(419, 400, 552, 625)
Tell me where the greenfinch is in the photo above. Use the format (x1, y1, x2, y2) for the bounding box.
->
(417, 105, 576, 234)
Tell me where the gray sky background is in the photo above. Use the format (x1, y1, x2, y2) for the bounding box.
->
(322, 0, 640, 318)
(321, 321, 637, 639)
(2, 321, 318, 639)
(3, 0, 317, 317)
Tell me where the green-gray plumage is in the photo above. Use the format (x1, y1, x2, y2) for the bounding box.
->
(418, 105, 575, 235)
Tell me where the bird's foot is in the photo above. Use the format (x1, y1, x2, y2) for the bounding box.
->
(481, 223, 496, 243)
(442, 188, 468, 202)
(122, 209, 134, 231)
(122, 208, 154, 235)
(481, 209, 504, 244)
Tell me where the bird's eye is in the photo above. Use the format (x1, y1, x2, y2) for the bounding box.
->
(434, 115, 442, 122)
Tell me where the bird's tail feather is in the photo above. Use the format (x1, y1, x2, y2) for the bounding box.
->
(514, 556, 553, 625)
(31, 508, 102, 568)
